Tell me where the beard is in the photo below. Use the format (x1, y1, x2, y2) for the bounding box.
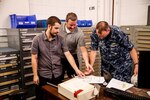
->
(49, 27, 57, 38)
(50, 32, 57, 38)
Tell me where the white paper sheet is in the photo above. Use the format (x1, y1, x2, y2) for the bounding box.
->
(77, 75, 105, 84)
(106, 78, 134, 91)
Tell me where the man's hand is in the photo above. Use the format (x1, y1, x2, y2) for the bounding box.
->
(134, 64, 138, 76)
(84, 67, 93, 75)
(86, 63, 94, 72)
(33, 75, 39, 85)
(75, 69, 85, 77)
(84, 63, 94, 75)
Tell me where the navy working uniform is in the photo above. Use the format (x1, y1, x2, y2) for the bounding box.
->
(90, 26, 134, 83)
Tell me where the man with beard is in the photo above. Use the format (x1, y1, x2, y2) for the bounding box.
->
(59, 12, 94, 79)
(31, 16, 85, 100)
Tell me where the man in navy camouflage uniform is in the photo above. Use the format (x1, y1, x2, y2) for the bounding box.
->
(89, 21, 138, 83)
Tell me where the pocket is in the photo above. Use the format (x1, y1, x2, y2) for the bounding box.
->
(110, 43, 120, 58)
(51, 45, 62, 56)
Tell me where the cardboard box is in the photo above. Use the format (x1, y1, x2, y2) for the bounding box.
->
(58, 77, 96, 100)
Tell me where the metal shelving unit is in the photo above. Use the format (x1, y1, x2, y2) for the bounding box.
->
(0, 29, 8, 48)
(0, 47, 20, 99)
(135, 28, 150, 51)
(7, 28, 45, 100)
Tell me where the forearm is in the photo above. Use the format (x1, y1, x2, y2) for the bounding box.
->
(130, 48, 138, 65)
(130, 48, 139, 75)
(32, 63, 38, 77)
(80, 46, 89, 65)
(90, 50, 97, 66)
(65, 51, 79, 71)
(32, 54, 38, 77)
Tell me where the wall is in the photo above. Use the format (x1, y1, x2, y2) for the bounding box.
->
(0, 0, 150, 28)
(97, 0, 150, 26)
(85, 0, 98, 26)
(114, 0, 150, 25)
(0, 0, 29, 28)
(97, 0, 112, 25)
(29, 0, 85, 20)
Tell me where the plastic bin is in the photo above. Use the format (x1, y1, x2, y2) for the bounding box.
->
(10, 14, 37, 28)
(77, 20, 86, 27)
(37, 20, 47, 28)
(86, 20, 93, 27)
(37, 19, 65, 28)
(60, 19, 66, 23)
(77, 20, 93, 27)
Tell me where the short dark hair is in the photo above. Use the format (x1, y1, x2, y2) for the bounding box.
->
(96, 21, 110, 34)
(66, 12, 77, 22)
(47, 16, 61, 26)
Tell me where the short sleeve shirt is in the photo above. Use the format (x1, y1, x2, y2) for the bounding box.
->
(59, 24, 86, 54)
(31, 33, 68, 79)
(90, 26, 134, 82)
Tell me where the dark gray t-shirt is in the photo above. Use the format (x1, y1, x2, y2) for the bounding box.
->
(31, 33, 68, 79)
